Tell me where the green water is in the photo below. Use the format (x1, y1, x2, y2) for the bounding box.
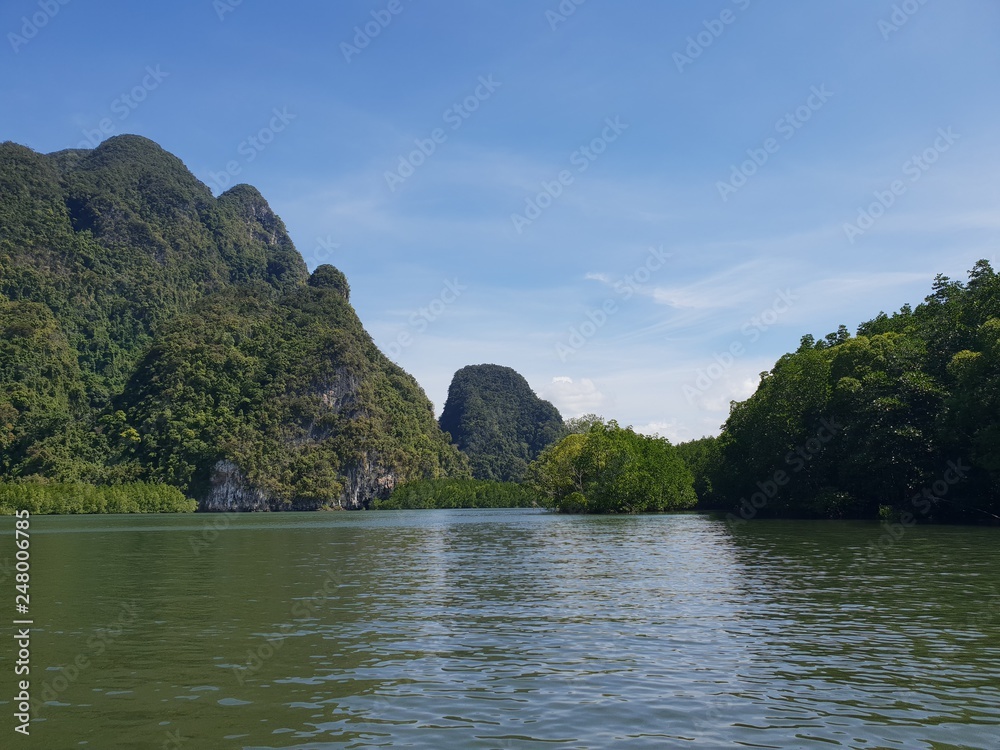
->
(2, 510, 999, 749)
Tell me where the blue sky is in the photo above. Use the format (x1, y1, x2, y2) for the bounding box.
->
(3, 0, 999, 441)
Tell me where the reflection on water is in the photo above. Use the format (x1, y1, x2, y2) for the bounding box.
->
(3, 510, 999, 749)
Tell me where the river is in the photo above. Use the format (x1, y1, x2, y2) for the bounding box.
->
(4, 510, 999, 748)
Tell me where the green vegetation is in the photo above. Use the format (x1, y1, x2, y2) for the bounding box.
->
(674, 437, 722, 504)
(0, 482, 196, 514)
(564, 413, 605, 434)
(6, 135, 997, 521)
(0, 136, 467, 509)
(374, 478, 544, 510)
(682, 262, 1000, 523)
(528, 420, 697, 513)
(439, 364, 566, 482)
(116, 273, 468, 506)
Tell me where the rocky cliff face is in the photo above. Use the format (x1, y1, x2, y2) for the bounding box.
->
(203, 461, 274, 512)
(199, 372, 402, 511)
(339, 461, 399, 510)
(118, 266, 470, 512)
(201, 457, 396, 512)
(0, 135, 469, 507)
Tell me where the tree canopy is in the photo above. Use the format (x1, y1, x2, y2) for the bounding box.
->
(439, 364, 566, 482)
(528, 421, 697, 513)
(0, 136, 467, 509)
(681, 262, 1000, 523)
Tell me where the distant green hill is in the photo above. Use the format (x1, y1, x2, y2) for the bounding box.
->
(439, 364, 565, 482)
(0, 135, 468, 509)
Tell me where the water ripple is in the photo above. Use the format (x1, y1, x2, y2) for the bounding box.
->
(9, 510, 1000, 748)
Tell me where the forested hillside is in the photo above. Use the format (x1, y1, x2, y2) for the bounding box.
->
(439, 364, 566, 482)
(6, 137, 996, 520)
(685, 263, 1000, 523)
(0, 136, 468, 509)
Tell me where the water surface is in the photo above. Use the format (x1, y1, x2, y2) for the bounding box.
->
(3, 510, 999, 749)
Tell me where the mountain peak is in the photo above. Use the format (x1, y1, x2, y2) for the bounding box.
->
(440, 364, 565, 482)
(0, 135, 466, 509)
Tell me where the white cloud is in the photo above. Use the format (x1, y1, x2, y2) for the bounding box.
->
(541, 377, 607, 417)
(699, 376, 759, 412)
(632, 421, 684, 443)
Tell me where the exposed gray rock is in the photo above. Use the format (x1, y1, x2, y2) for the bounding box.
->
(315, 368, 360, 416)
(199, 454, 398, 512)
(198, 368, 399, 511)
(339, 460, 398, 510)
(201, 460, 273, 512)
